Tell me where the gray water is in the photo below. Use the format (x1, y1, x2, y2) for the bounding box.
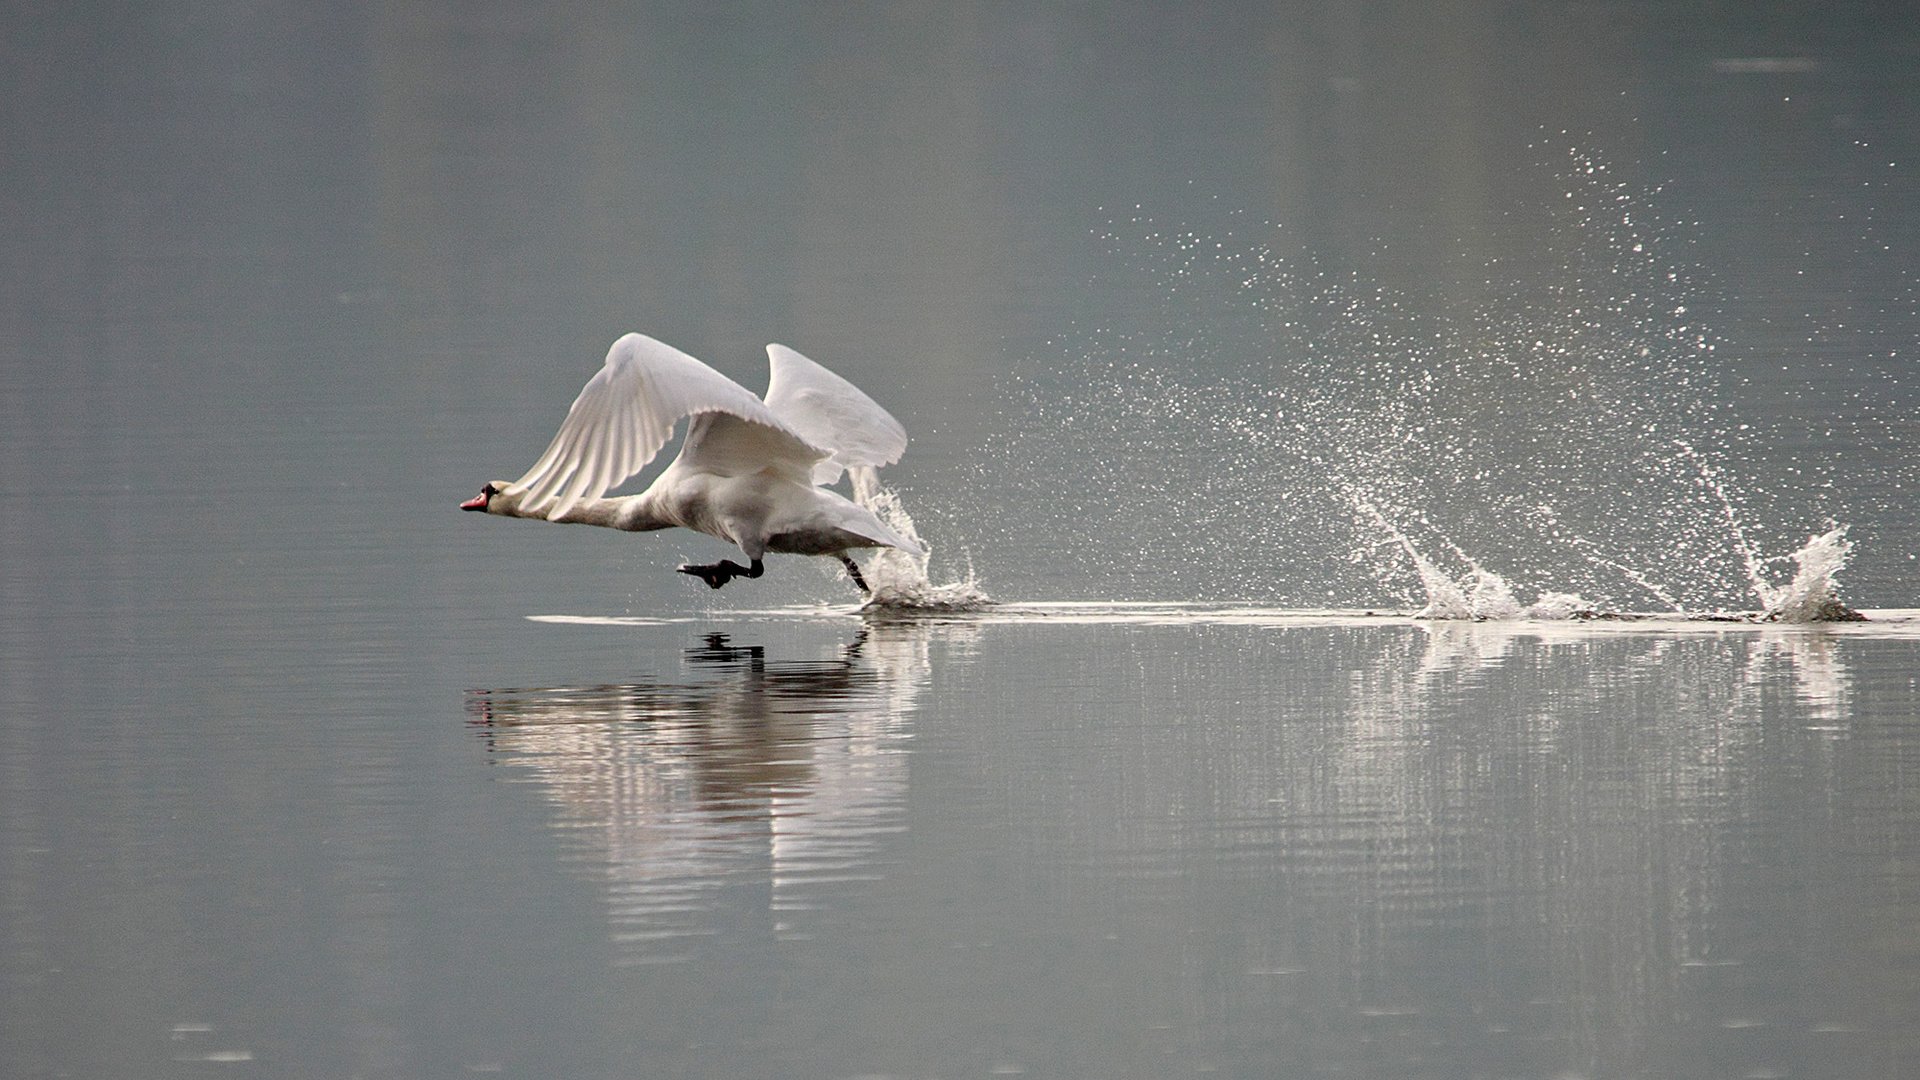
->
(5, 4, 1920, 1078)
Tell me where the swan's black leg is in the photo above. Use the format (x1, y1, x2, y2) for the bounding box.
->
(676, 558, 765, 590)
(837, 554, 870, 595)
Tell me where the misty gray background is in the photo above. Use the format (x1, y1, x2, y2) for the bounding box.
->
(4, 3, 1919, 1079)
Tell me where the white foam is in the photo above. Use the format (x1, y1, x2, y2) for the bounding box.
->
(848, 467, 994, 613)
(1347, 473, 1862, 623)
(1412, 559, 1593, 622)
(1354, 494, 1593, 620)
(1390, 522, 1864, 624)
(1757, 526, 1862, 622)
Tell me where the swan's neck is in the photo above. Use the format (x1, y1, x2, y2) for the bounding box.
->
(496, 489, 671, 532)
(563, 494, 670, 531)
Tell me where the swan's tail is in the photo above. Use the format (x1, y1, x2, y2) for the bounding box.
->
(841, 510, 925, 559)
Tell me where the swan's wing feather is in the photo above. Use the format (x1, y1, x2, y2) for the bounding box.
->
(677, 411, 827, 482)
(507, 333, 825, 520)
(763, 344, 908, 486)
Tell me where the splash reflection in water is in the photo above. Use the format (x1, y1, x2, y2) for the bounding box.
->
(466, 626, 945, 965)
(1016, 623, 1920, 1079)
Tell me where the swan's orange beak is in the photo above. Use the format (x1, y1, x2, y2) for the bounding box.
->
(460, 491, 490, 511)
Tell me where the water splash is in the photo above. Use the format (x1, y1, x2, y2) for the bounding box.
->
(1671, 438, 1775, 608)
(988, 144, 1884, 619)
(1350, 472, 1859, 622)
(1377, 512, 1859, 622)
(1351, 492, 1592, 619)
(1757, 526, 1863, 622)
(849, 466, 993, 613)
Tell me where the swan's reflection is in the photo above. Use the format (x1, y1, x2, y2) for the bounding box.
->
(467, 624, 946, 963)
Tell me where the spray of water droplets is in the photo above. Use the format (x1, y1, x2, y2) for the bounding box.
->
(850, 467, 993, 613)
(984, 147, 1879, 619)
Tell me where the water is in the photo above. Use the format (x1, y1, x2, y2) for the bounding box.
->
(6, 4, 1920, 1079)
(453, 612, 1920, 1080)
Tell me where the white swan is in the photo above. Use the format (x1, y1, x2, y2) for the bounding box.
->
(462, 333, 923, 593)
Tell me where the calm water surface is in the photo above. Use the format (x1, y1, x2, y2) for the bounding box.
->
(455, 614, 1920, 1080)
(5, 3, 1920, 1079)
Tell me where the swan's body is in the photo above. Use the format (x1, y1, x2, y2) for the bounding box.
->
(463, 333, 922, 592)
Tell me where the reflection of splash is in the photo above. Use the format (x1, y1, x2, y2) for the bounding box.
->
(466, 625, 946, 964)
(1744, 632, 1853, 725)
(1376, 619, 1868, 1064)
(1023, 623, 1909, 1078)
(1414, 620, 1528, 675)
(1413, 617, 1856, 722)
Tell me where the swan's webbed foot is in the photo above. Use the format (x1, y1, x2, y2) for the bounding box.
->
(676, 564, 731, 589)
(676, 558, 764, 590)
(837, 554, 871, 595)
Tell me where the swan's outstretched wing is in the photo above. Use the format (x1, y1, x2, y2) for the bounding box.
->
(763, 344, 908, 486)
(508, 333, 826, 521)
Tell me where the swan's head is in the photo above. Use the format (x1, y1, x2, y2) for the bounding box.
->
(460, 482, 519, 514)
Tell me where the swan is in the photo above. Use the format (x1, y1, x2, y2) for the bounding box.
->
(461, 333, 923, 594)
